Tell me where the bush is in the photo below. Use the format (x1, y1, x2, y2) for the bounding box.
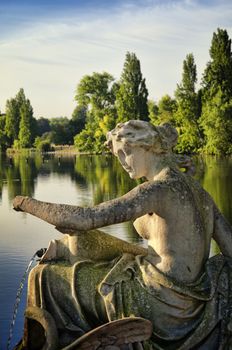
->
(34, 136, 54, 152)
(39, 140, 54, 153)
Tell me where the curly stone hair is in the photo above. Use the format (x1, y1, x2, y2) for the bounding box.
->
(105, 120, 178, 154)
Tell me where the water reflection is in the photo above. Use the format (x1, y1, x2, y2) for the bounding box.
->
(1, 153, 232, 252)
(1, 153, 232, 223)
(1, 153, 142, 243)
(2, 155, 232, 206)
(194, 156, 232, 223)
(74, 154, 140, 203)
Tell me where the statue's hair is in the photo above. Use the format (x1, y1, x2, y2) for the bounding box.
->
(105, 120, 178, 154)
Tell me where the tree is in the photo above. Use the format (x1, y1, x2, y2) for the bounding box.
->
(36, 117, 51, 137)
(200, 89, 232, 154)
(116, 52, 149, 122)
(70, 105, 87, 138)
(0, 114, 8, 151)
(18, 99, 35, 148)
(157, 95, 177, 125)
(174, 53, 202, 153)
(5, 88, 36, 148)
(148, 96, 177, 127)
(34, 136, 54, 152)
(202, 28, 232, 98)
(74, 72, 117, 152)
(74, 127, 95, 152)
(5, 98, 20, 144)
(76, 72, 116, 112)
(200, 28, 232, 154)
(148, 100, 158, 125)
(50, 117, 73, 145)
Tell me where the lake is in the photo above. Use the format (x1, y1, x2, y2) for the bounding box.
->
(0, 153, 232, 349)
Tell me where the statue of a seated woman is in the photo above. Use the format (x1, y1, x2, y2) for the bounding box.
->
(13, 120, 232, 349)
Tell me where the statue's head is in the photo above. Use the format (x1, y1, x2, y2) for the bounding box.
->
(105, 120, 178, 179)
(105, 120, 178, 155)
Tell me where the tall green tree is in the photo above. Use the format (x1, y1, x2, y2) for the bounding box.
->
(174, 53, 202, 153)
(202, 28, 232, 97)
(18, 99, 35, 148)
(200, 89, 232, 154)
(5, 98, 20, 144)
(116, 52, 149, 122)
(5, 88, 35, 148)
(74, 72, 117, 152)
(200, 28, 232, 154)
(0, 114, 7, 151)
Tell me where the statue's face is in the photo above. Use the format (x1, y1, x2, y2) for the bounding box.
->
(113, 142, 150, 179)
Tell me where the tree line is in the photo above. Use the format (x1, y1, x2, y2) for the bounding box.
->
(0, 88, 82, 152)
(0, 28, 232, 155)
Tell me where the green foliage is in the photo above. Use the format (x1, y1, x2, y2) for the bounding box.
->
(74, 127, 96, 152)
(34, 136, 53, 152)
(33, 136, 42, 149)
(5, 98, 20, 143)
(50, 117, 73, 145)
(12, 139, 21, 150)
(174, 53, 202, 153)
(200, 28, 232, 155)
(36, 117, 51, 137)
(95, 113, 117, 151)
(74, 72, 117, 152)
(148, 100, 159, 124)
(149, 96, 177, 127)
(18, 99, 34, 148)
(200, 89, 232, 154)
(157, 95, 177, 125)
(75, 72, 116, 112)
(4, 88, 35, 149)
(116, 52, 149, 122)
(202, 28, 232, 98)
(70, 106, 87, 138)
(0, 114, 8, 151)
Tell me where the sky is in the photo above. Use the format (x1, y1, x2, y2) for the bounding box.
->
(0, 0, 231, 119)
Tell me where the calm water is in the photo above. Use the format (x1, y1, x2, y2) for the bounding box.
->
(0, 153, 232, 349)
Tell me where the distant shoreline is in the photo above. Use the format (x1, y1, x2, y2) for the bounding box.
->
(5, 145, 106, 156)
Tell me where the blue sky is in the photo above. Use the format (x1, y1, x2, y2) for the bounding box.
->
(0, 0, 231, 118)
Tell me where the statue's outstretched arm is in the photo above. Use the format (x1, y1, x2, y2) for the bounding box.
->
(213, 205, 232, 259)
(13, 181, 165, 231)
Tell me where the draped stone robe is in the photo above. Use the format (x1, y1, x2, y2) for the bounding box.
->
(27, 233, 232, 350)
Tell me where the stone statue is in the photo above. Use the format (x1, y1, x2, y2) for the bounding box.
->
(13, 120, 232, 349)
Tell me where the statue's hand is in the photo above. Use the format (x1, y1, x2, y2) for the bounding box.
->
(13, 195, 26, 212)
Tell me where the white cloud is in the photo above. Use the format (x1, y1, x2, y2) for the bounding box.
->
(0, 0, 231, 118)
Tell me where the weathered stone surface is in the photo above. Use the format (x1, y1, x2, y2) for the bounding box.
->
(13, 120, 232, 349)
(62, 317, 152, 350)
